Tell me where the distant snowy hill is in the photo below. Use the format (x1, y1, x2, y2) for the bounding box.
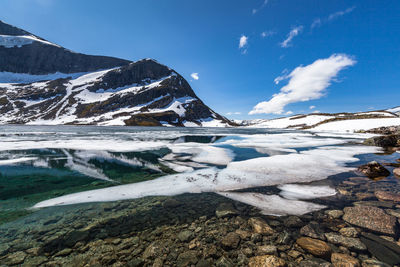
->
(387, 106, 400, 115)
(246, 110, 400, 132)
(0, 20, 233, 127)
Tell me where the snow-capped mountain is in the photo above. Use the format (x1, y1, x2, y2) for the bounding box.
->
(0, 20, 233, 127)
(245, 110, 400, 132)
(387, 106, 400, 116)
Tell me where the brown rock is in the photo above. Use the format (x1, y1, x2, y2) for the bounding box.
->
(326, 210, 344, 219)
(296, 237, 331, 258)
(249, 255, 286, 267)
(361, 259, 391, 267)
(221, 232, 241, 249)
(215, 202, 238, 218)
(300, 222, 326, 240)
(6, 251, 26, 265)
(235, 229, 251, 239)
(257, 245, 277, 255)
(324, 233, 366, 251)
(355, 192, 375, 201)
(248, 217, 275, 235)
(357, 161, 390, 178)
(394, 168, 400, 177)
(343, 206, 398, 236)
(331, 253, 360, 267)
(375, 190, 400, 202)
(339, 227, 359, 238)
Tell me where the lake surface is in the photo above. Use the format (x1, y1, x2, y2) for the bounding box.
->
(1, 125, 400, 266)
(0, 125, 390, 222)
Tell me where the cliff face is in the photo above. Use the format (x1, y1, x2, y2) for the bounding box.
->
(0, 21, 233, 127)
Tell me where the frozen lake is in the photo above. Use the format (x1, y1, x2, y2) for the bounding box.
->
(0, 125, 384, 221)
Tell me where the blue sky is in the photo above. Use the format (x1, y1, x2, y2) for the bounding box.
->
(1, 0, 399, 119)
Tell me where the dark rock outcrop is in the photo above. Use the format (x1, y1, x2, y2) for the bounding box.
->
(357, 161, 390, 178)
(363, 134, 400, 148)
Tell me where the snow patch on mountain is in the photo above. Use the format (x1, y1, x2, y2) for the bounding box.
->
(0, 34, 60, 48)
(312, 118, 400, 132)
(0, 71, 89, 84)
(387, 106, 400, 115)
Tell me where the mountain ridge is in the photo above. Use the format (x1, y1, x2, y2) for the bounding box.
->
(0, 21, 233, 127)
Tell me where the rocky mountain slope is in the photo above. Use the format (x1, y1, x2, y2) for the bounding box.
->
(0, 20, 233, 126)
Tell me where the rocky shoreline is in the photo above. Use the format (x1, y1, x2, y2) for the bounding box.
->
(1, 134, 400, 266)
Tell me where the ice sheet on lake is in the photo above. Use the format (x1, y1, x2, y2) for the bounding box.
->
(220, 192, 326, 216)
(33, 144, 379, 209)
(278, 184, 336, 200)
(0, 126, 380, 215)
(0, 157, 37, 165)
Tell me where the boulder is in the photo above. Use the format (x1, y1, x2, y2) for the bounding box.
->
(325, 210, 344, 219)
(363, 134, 400, 148)
(5, 251, 26, 265)
(283, 216, 303, 228)
(299, 259, 332, 267)
(360, 236, 400, 266)
(300, 222, 326, 240)
(361, 259, 391, 267)
(339, 227, 359, 238)
(394, 168, 400, 177)
(343, 206, 398, 236)
(357, 161, 390, 178)
(257, 245, 278, 255)
(296, 237, 331, 258)
(177, 230, 194, 242)
(216, 256, 234, 267)
(143, 241, 165, 259)
(221, 232, 241, 249)
(177, 251, 198, 267)
(375, 190, 400, 202)
(386, 209, 400, 218)
(248, 217, 275, 235)
(248, 255, 286, 267)
(331, 253, 360, 267)
(353, 201, 394, 208)
(361, 232, 400, 255)
(324, 233, 366, 251)
(162, 198, 181, 208)
(215, 203, 238, 218)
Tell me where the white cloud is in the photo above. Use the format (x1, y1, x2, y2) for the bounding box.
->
(312, 110, 321, 113)
(312, 7, 355, 29)
(280, 26, 303, 48)
(261, 30, 275, 38)
(226, 112, 241, 115)
(252, 0, 269, 14)
(311, 18, 322, 29)
(190, 73, 199, 80)
(239, 35, 248, 54)
(274, 69, 289, 84)
(249, 54, 356, 115)
(309, 105, 316, 110)
(328, 6, 355, 21)
(285, 111, 293, 115)
(239, 35, 248, 48)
